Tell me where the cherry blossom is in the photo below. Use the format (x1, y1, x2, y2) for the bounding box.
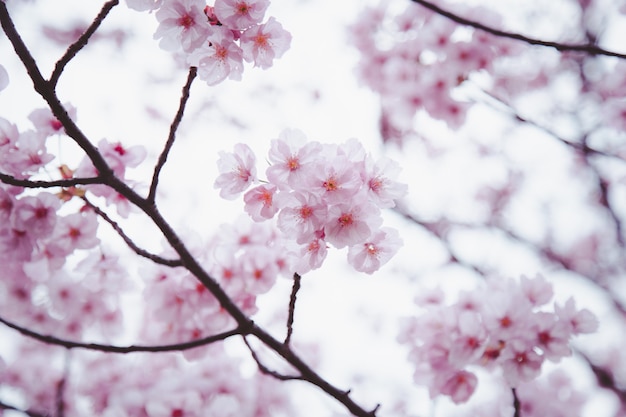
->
(28, 103, 77, 137)
(126, 0, 163, 11)
(188, 26, 245, 85)
(154, 0, 211, 52)
(213, 0, 270, 30)
(214, 142, 257, 199)
(240, 17, 292, 69)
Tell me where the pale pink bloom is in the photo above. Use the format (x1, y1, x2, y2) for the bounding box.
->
(98, 138, 147, 176)
(214, 143, 256, 199)
(154, 0, 210, 52)
(28, 103, 76, 137)
(532, 312, 572, 362)
(347, 227, 402, 273)
(277, 192, 327, 244)
(324, 202, 382, 249)
(53, 212, 100, 251)
(555, 298, 599, 334)
(11, 193, 60, 238)
(213, 0, 269, 30)
(0, 64, 9, 92)
(501, 340, 543, 386)
(306, 156, 363, 204)
(363, 155, 407, 208)
(0, 186, 16, 223)
(242, 248, 278, 294)
(437, 370, 478, 404)
(266, 129, 321, 189)
(188, 26, 244, 85)
(145, 391, 203, 417)
(240, 17, 291, 69)
(448, 311, 487, 366)
(243, 183, 278, 221)
(293, 237, 328, 274)
(520, 274, 553, 306)
(0, 227, 33, 260)
(11, 131, 55, 176)
(126, 0, 163, 11)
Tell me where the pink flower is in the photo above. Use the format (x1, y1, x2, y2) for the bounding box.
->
(501, 340, 543, 386)
(243, 184, 278, 221)
(11, 193, 61, 238)
(213, 0, 270, 30)
(98, 139, 147, 176)
(555, 298, 599, 334)
(126, 0, 163, 11)
(188, 26, 244, 85)
(53, 212, 100, 251)
(154, 0, 210, 52)
(363, 155, 407, 208)
(437, 370, 478, 404)
(28, 103, 76, 137)
(240, 17, 291, 69)
(346, 227, 402, 274)
(214, 143, 256, 199)
(324, 202, 382, 249)
(276, 192, 327, 244)
(266, 129, 321, 189)
(293, 237, 328, 274)
(306, 156, 363, 205)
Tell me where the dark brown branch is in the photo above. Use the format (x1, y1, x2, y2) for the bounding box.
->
(284, 272, 301, 345)
(148, 66, 197, 203)
(0, 172, 103, 188)
(0, 314, 243, 353)
(410, 0, 626, 59)
(243, 336, 303, 381)
(81, 196, 184, 267)
(50, 0, 120, 88)
(0, 400, 48, 417)
(512, 388, 521, 417)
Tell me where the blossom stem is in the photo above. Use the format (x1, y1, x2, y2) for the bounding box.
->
(284, 272, 302, 345)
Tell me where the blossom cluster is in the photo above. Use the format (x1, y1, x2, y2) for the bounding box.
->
(213, 129, 407, 275)
(398, 275, 598, 404)
(349, 2, 521, 140)
(126, 0, 291, 85)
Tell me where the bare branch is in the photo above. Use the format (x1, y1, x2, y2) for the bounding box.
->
(50, 0, 120, 88)
(512, 388, 520, 417)
(148, 66, 197, 204)
(243, 336, 303, 381)
(0, 314, 243, 353)
(0, 400, 48, 417)
(0, 171, 103, 188)
(284, 272, 302, 345)
(410, 0, 626, 59)
(81, 195, 184, 267)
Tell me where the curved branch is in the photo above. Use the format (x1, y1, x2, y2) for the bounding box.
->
(410, 0, 626, 59)
(82, 196, 184, 267)
(0, 172, 103, 188)
(243, 336, 303, 381)
(49, 0, 120, 88)
(148, 66, 197, 203)
(0, 315, 243, 353)
(0, 400, 48, 417)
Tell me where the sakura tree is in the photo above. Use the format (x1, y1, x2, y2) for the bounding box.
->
(0, 0, 624, 416)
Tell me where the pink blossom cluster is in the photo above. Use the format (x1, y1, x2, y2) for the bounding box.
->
(213, 129, 407, 275)
(349, 2, 521, 138)
(140, 218, 292, 358)
(2, 339, 293, 416)
(127, 0, 291, 85)
(398, 275, 598, 404)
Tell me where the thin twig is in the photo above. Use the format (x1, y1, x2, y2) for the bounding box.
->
(410, 0, 626, 59)
(0, 400, 48, 417)
(284, 272, 301, 345)
(512, 388, 520, 417)
(242, 336, 303, 381)
(50, 0, 120, 88)
(148, 67, 197, 203)
(82, 195, 184, 267)
(0, 315, 243, 353)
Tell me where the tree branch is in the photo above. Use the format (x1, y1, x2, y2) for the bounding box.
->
(410, 0, 626, 59)
(148, 66, 197, 204)
(49, 0, 120, 88)
(0, 400, 48, 417)
(0, 172, 103, 188)
(243, 336, 303, 381)
(81, 195, 184, 267)
(512, 388, 520, 417)
(284, 272, 302, 345)
(0, 314, 243, 353)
